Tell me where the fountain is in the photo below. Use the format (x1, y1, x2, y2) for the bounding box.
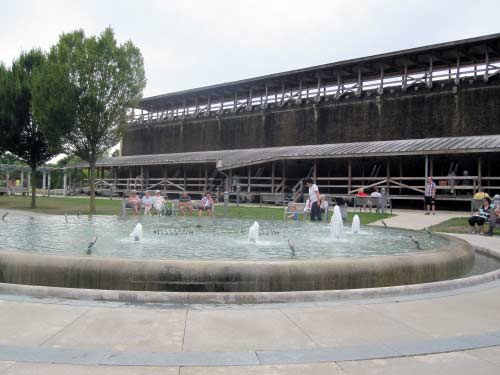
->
(351, 214, 361, 234)
(330, 205, 344, 240)
(248, 221, 259, 243)
(0, 215, 475, 293)
(130, 223, 143, 241)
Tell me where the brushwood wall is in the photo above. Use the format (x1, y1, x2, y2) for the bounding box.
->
(122, 81, 500, 156)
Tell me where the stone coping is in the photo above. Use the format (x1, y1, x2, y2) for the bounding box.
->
(0, 233, 473, 293)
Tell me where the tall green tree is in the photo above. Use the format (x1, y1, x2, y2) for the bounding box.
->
(0, 63, 15, 154)
(34, 27, 146, 213)
(1, 51, 55, 208)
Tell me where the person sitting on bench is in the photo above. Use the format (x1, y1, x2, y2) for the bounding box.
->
(152, 190, 166, 215)
(142, 191, 153, 216)
(179, 191, 193, 216)
(469, 197, 496, 235)
(127, 190, 141, 215)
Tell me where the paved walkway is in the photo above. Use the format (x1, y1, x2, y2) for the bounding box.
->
(1, 210, 500, 374)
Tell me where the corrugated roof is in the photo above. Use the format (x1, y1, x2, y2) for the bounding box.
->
(75, 134, 500, 170)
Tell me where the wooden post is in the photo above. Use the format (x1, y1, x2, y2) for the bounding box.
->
(280, 80, 285, 104)
(399, 158, 403, 195)
(313, 160, 317, 184)
(337, 71, 341, 95)
(140, 166, 144, 191)
(248, 88, 253, 109)
(348, 160, 352, 194)
(317, 73, 321, 100)
(386, 159, 390, 194)
(204, 166, 208, 192)
(455, 54, 461, 85)
(484, 51, 489, 82)
(428, 56, 433, 88)
(378, 65, 384, 94)
(27, 172, 30, 196)
(264, 82, 268, 107)
(478, 157, 482, 191)
(271, 162, 275, 192)
(247, 166, 251, 193)
(402, 64, 408, 91)
(298, 79, 302, 100)
(163, 166, 167, 192)
(113, 167, 117, 192)
(282, 160, 286, 190)
(145, 166, 149, 191)
(233, 92, 237, 112)
(228, 169, 233, 192)
(429, 156, 434, 177)
(183, 166, 186, 190)
(357, 67, 362, 95)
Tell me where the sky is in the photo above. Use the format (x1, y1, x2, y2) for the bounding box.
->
(2, 0, 500, 99)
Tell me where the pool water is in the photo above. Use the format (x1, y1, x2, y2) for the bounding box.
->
(0, 214, 450, 260)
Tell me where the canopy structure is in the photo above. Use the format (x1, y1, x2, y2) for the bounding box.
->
(73, 134, 500, 171)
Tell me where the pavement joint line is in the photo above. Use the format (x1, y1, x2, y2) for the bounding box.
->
(1, 332, 500, 366)
(37, 307, 91, 347)
(181, 309, 188, 352)
(278, 309, 321, 347)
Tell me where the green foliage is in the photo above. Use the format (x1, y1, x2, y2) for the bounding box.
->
(0, 50, 54, 208)
(0, 63, 15, 153)
(0, 152, 24, 165)
(33, 27, 146, 213)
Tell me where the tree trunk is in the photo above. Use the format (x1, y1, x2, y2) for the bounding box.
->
(89, 162, 96, 214)
(30, 165, 37, 209)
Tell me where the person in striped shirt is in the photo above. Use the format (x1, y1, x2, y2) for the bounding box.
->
(424, 176, 436, 215)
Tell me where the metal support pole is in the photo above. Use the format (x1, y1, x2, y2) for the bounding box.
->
(42, 172, 47, 195)
(20, 171, 24, 195)
(223, 190, 229, 218)
(47, 172, 51, 197)
(63, 171, 68, 196)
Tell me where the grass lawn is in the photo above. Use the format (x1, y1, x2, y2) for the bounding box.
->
(0, 195, 392, 224)
(429, 216, 500, 235)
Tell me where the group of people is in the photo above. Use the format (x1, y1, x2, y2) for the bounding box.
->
(127, 190, 214, 217)
(356, 187, 383, 212)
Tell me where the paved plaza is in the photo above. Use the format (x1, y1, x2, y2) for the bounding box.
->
(0, 210, 499, 374)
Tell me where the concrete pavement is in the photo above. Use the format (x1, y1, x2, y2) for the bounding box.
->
(0, 210, 500, 374)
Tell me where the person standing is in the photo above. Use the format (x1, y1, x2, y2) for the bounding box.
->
(306, 178, 321, 221)
(424, 176, 436, 215)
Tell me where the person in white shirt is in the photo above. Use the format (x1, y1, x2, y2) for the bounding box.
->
(306, 178, 321, 221)
(370, 187, 382, 213)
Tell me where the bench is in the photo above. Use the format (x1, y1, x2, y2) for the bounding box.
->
(353, 196, 392, 214)
(171, 200, 216, 216)
(260, 193, 286, 206)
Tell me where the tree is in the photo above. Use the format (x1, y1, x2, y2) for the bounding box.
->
(0, 63, 14, 154)
(1, 50, 55, 208)
(34, 27, 146, 213)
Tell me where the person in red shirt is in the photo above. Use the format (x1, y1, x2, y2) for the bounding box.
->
(357, 188, 370, 212)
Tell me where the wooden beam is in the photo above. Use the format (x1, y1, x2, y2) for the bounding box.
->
(478, 157, 482, 190)
(247, 166, 251, 193)
(348, 159, 352, 194)
(271, 162, 275, 192)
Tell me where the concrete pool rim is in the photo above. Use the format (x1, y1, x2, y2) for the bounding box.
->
(0, 232, 478, 299)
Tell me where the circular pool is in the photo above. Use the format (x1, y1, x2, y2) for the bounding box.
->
(0, 215, 474, 292)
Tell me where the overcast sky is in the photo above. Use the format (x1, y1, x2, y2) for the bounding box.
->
(2, 0, 500, 98)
